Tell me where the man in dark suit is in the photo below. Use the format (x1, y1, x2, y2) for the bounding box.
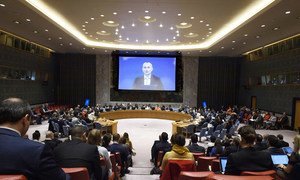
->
(254, 134, 268, 151)
(186, 133, 205, 153)
(152, 132, 172, 166)
(132, 62, 164, 90)
(225, 126, 274, 175)
(0, 98, 67, 180)
(54, 126, 102, 180)
(108, 133, 130, 176)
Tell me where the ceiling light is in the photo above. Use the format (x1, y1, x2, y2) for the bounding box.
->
(190, 17, 195, 19)
(83, 48, 85, 50)
(128, 10, 132, 13)
(48, 37, 51, 40)
(285, 11, 291, 14)
(146, 40, 149, 43)
(107, 21, 114, 24)
(178, 14, 181, 16)
(200, 20, 204, 23)
(82, 28, 86, 31)
(121, 25, 125, 29)
(156, 40, 159, 43)
(162, 11, 166, 14)
(131, 23, 135, 27)
(176, 34, 180, 37)
(100, 14, 104, 17)
(33, 30, 38, 33)
(232, 40, 235, 43)
(206, 24, 210, 26)
(232, 47, 235, 50)
(144, 16, 151, 19)
(82, 25, 85, 27)
(209, 51, 212, 53)
(85, 32, 88, 34)
(115, 28, 119, 32)
(126, 37, 129, 40)
(199, 50, 202, 52)
(170, 27, 174, 30)
(45, 29, 48, 32)
(145, 10, 149, 13)
(209, 31, 212, 34)
(189, 33, 194, 35)
(145, 23, 149, 26)
(59, 37, 62, 39)
(243, 42, 247, 44)
(85, 21, 88, 24)
(14, 21, 20, 24)
(113, 12, 117, 15)
(221, 46, 224, 49)
(135, 39, 138, 42)
(119, 35, 122, 38)
(89, 35, 93, 37)
(273, 27, 279, 30)
(95, 38, 98, 40)
(176, 30, 179, 33)
(26, 18, 31, 22)
(244, 34, 248, 36)
(104, 50, 107, 52)
(173, 36, 176, 39)
(60, 43, 63, 46)
(159, 24, 163, 28)
(115, 32, 118, 35)
(202, 37, 205, 40)
(92, 48, 95, 50)
(261, 24, 266, 27)
(206, 34, 210, 37)
(166, 38, 169, 41)
(90, 17, 94, 20)
(101, 30, 106, 33)
(256, 35, 260, 38)
(180, 22, 187, 26)
(0, 3, 5, 7)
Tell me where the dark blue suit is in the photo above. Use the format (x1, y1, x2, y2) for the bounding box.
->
(0, 128, 67, 180)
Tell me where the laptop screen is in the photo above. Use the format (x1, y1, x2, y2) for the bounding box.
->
(271, 155, 289, 165)
(282, 147, 293, 155)
(219, 157, 228, 173)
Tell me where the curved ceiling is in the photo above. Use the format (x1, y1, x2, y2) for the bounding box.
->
(0, 0, 299, 56)
(23, 0, 277, 51)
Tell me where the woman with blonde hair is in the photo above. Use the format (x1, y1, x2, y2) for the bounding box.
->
(277, 135, 300, 179)
(88, 129, 112, 179)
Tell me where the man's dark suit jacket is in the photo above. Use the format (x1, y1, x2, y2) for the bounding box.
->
(0, 128, 67, 180)
(254, 142, 269, 151)
(132, 75, 164, 90)
(186, 143, 205, 153)
(153, 141, 172, 166)
(54, 139, 102, 180)
(108, 142, 129, 164)
(225, 146, 274, 175)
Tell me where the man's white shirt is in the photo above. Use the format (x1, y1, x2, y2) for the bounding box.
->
(144, 75, 151, 85)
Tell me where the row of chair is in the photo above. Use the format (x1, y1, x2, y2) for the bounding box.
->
(179, 171, 274, 180)
(160, 159, 277, 180)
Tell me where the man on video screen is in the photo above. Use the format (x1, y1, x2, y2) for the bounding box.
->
(132, 62, 164, 90)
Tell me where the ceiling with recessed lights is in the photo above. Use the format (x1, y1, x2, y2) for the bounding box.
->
(0, 0, 299, 56)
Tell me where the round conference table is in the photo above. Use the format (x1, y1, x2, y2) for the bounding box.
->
(98, 110, 192, 134)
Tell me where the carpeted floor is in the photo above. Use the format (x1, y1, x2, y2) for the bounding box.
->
(27, 118, 298, 180)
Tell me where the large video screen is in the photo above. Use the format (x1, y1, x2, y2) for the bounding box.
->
(118, 56, 176, 91)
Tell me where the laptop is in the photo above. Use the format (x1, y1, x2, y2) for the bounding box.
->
(282, 147, 293, 155)
(219, 157, 228, 174)
(271, 154, 289, 165)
